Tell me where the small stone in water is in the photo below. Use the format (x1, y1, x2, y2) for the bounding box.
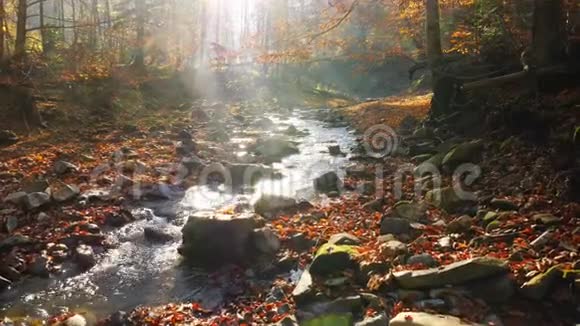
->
(76, 244, 96, 269)
(328, 145, 342, 156)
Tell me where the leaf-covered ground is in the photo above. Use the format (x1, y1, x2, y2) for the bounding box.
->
(1, 91, 579, 325)
(126, 93, 577, 325)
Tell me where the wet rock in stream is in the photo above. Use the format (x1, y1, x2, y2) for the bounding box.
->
(143, 226, 174, 243)
(179, 211, 277, 267)
(313, 171, 341, 194)
(253, 195, 298, 217)
(75, 244, 96, 270)
(252, 136, 300, 162)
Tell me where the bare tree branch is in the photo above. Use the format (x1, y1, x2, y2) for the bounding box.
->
(308, 0, 359, 43)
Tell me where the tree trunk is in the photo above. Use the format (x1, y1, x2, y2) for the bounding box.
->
(14, 0, 28, 59)
(425, 0, 450, 117)
(0, 0, 5, 60)
(104, 0, 113, 52)
(89, 0, 99, 49)
(426, 0, 442, 66)
(72, 0, 78, 45)
(39, 0, 48, 54)
(58, 0, 65, 43)
(533, 0, 565, 66)
(133, 0, 146, 69)
(199, 0, 207, 64)
(215, 0, 221, 44)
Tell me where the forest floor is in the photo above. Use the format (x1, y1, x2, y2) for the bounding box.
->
(0, 83, 579, 325)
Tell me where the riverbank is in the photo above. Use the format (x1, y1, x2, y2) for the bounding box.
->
(121, 92, 578, 325)
(1, 92, 578, 325)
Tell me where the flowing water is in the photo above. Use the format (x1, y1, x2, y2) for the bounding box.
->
(0, 108, 358, 321)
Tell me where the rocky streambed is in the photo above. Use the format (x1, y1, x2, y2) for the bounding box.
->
(0, 105, 360, 324)
(1, 100, 578, 326)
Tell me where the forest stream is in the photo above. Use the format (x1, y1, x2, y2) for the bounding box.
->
(0, 107, 358, 322)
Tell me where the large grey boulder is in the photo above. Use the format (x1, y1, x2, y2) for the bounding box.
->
(393, 257, 508, 289)
(253, 195, 298, 217)
(179, 211, 261, 267)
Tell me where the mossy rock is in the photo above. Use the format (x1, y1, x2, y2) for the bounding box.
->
(531, 213, 561, 225)
(482, 211, 498, 224)
(413, 127, 435, 139)
(393, 201, 427, 221)
(414, 152, 446, 175)
(425, 187, 471, 213)
(310, 243, 359, 277)
(520, 265, 564, 300)
(302, 314, 352, 326)
(442, 140, 484, 171)
(411, 154, 433, 164)
(486, 220, 501, 232)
